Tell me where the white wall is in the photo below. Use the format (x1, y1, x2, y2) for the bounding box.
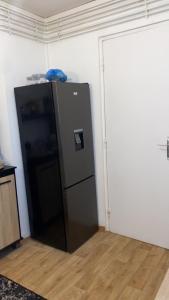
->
(0, 32, 47, 237)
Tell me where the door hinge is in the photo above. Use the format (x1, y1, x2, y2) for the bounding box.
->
(104, 139, 108, 148)
(107, 209, 111, 217)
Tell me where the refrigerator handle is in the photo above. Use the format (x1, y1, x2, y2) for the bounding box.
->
(74, 129, 84, 151)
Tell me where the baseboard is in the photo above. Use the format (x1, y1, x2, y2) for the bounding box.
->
(98, 226, 106, 232)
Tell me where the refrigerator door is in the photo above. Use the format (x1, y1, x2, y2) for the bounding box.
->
(64, 176, 98, 252)
(15, 83, 67, 251)
(53, 82, 95, 188)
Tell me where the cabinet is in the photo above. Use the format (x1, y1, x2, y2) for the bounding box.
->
(0, 167, 21, 250)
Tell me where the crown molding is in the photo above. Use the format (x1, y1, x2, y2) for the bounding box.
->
(0, 0, 44, 42)
(45, 0, 169, 42)
(0, 0, 43, 21)
(0, 0, 169, 43)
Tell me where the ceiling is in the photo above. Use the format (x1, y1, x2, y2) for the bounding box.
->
(3, 0, 95, 18)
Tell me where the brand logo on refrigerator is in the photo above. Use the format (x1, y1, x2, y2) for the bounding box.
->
(73, 92, 78, 96)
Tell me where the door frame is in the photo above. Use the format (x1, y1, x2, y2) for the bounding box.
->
(98, 17, 169, 231)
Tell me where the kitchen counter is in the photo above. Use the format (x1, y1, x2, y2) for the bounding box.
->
(0, 166, 16, 178)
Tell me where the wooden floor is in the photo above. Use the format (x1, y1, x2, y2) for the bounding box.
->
(0, 231, 169, 300)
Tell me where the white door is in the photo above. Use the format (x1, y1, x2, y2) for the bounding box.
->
(103, 22, 169, 249)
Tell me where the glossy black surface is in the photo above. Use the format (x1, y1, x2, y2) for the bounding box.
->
(65, 176, 98, 253)
(15, 82, 98, 252)
(15, 84, 66, 250)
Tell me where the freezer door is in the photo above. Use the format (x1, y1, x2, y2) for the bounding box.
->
(65, 176, 98, 252)
(53, 82, 95, 188)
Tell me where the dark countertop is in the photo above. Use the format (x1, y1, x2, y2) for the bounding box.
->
(0, 166, 16, 178)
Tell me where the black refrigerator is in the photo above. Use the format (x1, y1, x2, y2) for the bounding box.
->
(15, 82, 98, 252)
